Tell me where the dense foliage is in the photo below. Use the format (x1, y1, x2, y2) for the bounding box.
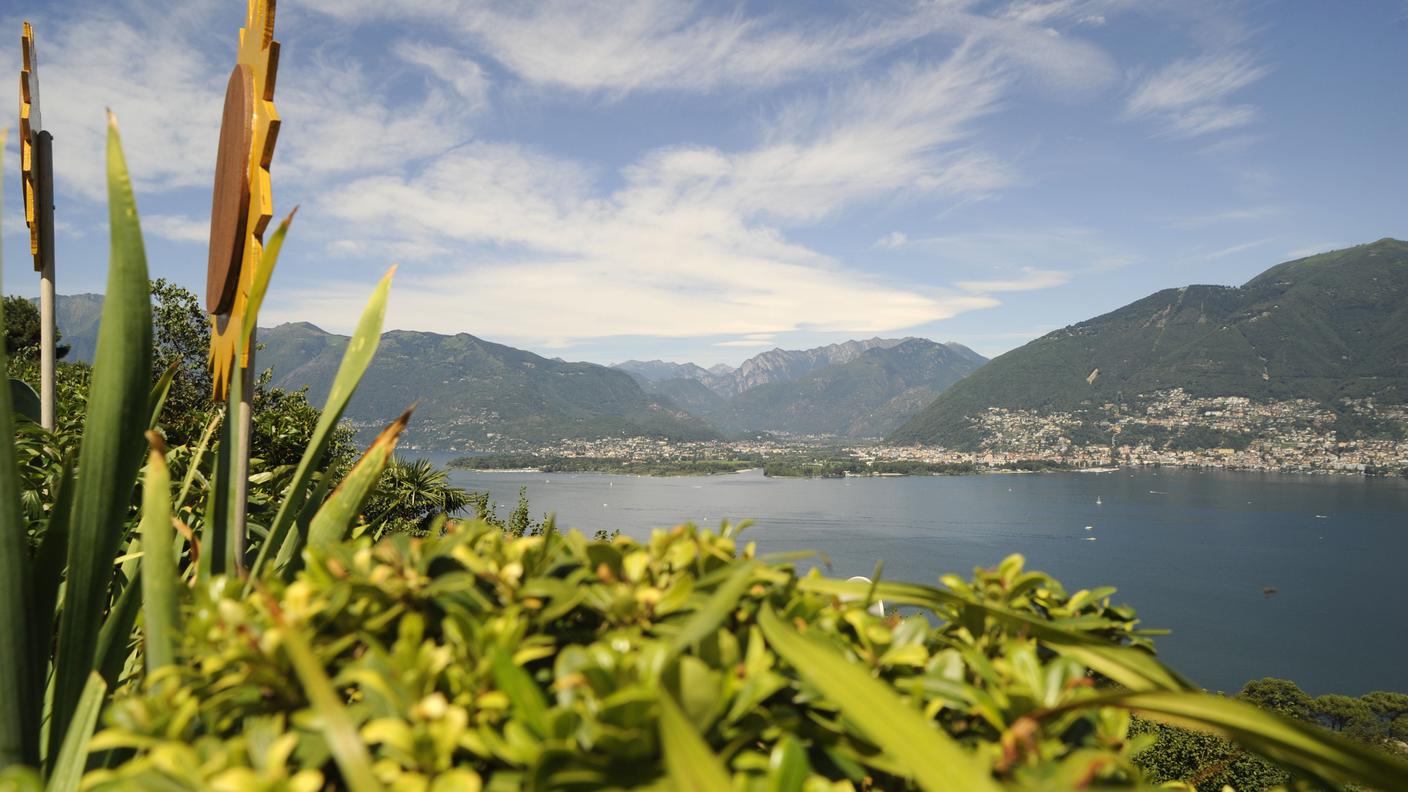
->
(1133, 679, 1408, 791)
(1, 296, 69, 362)
(67, 534, 1203, 790)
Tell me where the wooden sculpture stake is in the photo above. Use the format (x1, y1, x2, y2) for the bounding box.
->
(207, 0, 281, 575)
(21, 21, 56, 431)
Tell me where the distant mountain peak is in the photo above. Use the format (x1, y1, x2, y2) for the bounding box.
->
(891, 240, 1408, 448)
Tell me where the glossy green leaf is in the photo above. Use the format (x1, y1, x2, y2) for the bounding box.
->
(139, 432, 178, 673)
(45, 672, 107, 792)
(0, 129, 41, 769)
(7, 379, 41, 424)
(756, 607, 1000, 792)
(658, 692, 731, 792)
(766, 735, 809, 792)
(492, 649, 549, 738)
(49, 113, 153, 763)
(248, 265, 396, 584)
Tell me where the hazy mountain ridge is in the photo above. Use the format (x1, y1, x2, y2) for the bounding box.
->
(256, 323, 720, 447)
(891, 239, 1408, 448)
(616, 337, 984, 398)
(705, 339, 988, 438)
(32, 294, 105, 363)
(44, 293, 986, 446)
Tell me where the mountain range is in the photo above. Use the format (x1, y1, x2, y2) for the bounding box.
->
(891, 238, 1408, 448)
(616, 337, 975, 398)
(44, 293, 986, 445)
(254, 323, 718, 447)
(34, 239, 1408, 451)
(622, 339, 987, 438)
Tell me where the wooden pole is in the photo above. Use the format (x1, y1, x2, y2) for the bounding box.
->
(232, 329, 254, 577)
(35, 131, 56, 431)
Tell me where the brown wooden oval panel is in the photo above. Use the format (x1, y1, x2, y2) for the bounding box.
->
(207, 63, 254, 315)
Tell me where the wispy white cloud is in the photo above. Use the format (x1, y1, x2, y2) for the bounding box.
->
(902, 226, 1133, 275)
(265, 47, 1023, 344)
(144, 214, 210, 244)
(271, 132, 1002, 344)
(1170, 205, 1282, 229)
(715, 334, 778, 348)
(392, 39, 491, 110)
(958, 267, 1071, 293)
(1203, 236, 1277, 260)
(874, 231, 909, 250)
(17, 9, 226, 201)
(1125, 52, 1268, 137)
(299, 0, 1117, 98)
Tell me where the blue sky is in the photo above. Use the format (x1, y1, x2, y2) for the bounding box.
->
(3, 0, 1406, 366)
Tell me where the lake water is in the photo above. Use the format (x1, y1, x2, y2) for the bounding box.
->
(432, 462, 1408, 696)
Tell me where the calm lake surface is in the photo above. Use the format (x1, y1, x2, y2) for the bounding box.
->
(429, 462, 1408, 696)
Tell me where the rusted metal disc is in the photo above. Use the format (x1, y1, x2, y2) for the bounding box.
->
(207, 63, 254, 315)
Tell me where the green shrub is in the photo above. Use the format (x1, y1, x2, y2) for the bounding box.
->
(80, 535, 1174, 790)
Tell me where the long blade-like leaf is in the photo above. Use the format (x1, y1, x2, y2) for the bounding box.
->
(757, 607, 1000, 792)
(94, 569, 143, 692)
(247, 266, 396, 584)
(147, 361, 178, 431)
(797, 577, 1191, 692)
(272, 467, 337, 576)
(139, 433, 178, 673)
(267, 595, 384, 792)
(1061, 690, 1408, 791)
(0, 127, 42, 769)
(175, 409, 223, 514)
(48, 114, 153, 762)
(305, 408, 411, 556)
(667, 562, 754, 660)
(29, 456, 75, 714)
(45, 672, 107, 792)
(658, 692, 731, 792)
(240, 208, 295, 349)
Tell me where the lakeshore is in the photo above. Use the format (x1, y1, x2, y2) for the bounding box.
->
(443, 437, 1407, 479)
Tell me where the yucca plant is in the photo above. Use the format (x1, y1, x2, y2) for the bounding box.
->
(0, 116, 401, 789)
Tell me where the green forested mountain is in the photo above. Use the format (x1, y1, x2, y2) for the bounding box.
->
(891, 239, 1408, 447)
(50, 291, 985, 446)
(637, 376, 729, 416)
(258, 322, 718, 447)
(704, 338, 987, 437)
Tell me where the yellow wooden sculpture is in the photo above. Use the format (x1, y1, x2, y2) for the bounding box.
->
(20, 21, 42, 269)
(209, 0, 281, 400)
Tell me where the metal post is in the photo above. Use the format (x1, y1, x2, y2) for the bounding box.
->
(35, 130, 56, 431)
(232, 328, 254, 576)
